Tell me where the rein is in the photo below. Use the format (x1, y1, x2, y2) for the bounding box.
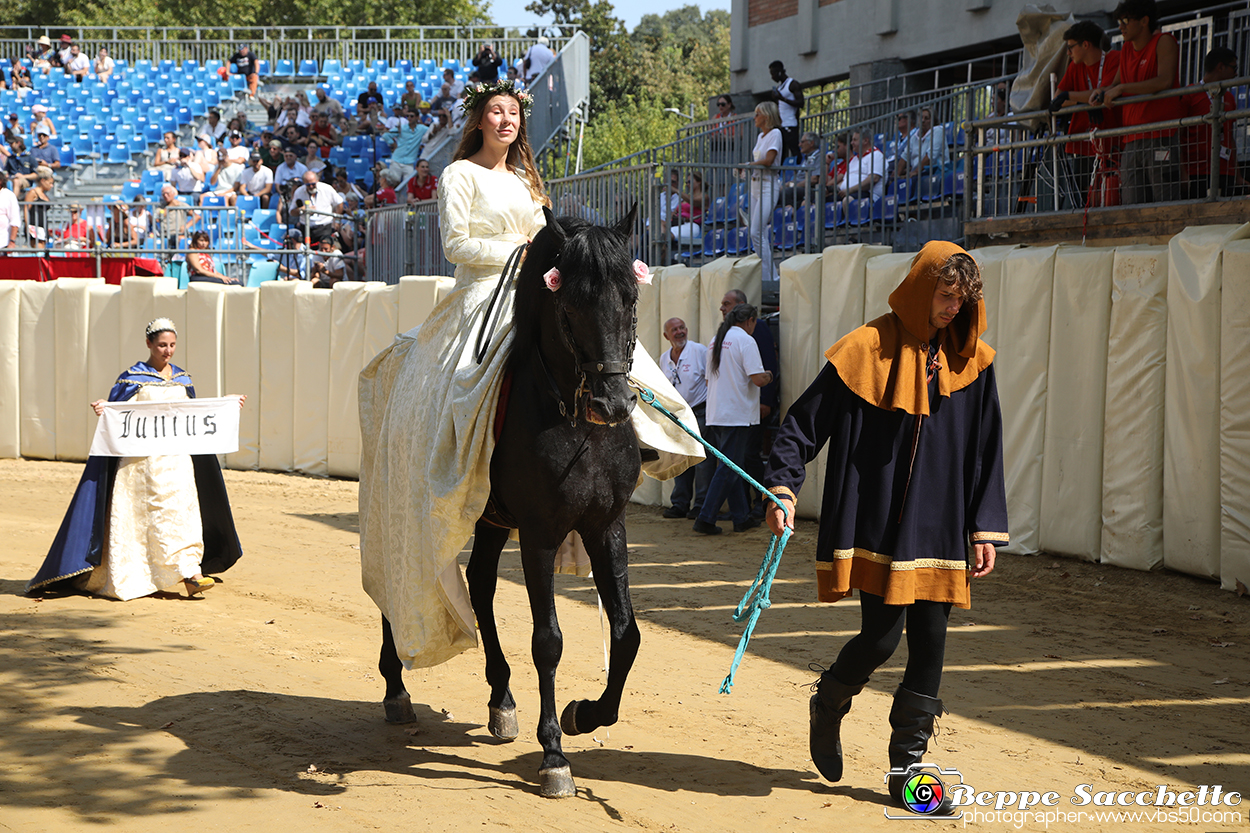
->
(474, 243, 528, 366)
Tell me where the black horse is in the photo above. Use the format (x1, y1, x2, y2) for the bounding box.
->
(378, 206, 645, 798)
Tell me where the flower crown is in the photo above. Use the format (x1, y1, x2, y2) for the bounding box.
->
(461, 79, 533, 117)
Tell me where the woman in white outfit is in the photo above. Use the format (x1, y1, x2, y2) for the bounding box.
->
(747, 101, 783, 282)
(358, 81, 703, 671)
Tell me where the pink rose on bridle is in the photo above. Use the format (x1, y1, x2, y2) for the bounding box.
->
(543, 267, 561, 291)
(632, 260, 651, 285)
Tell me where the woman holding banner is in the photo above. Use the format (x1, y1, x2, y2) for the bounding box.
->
(27, 319, 245, 600)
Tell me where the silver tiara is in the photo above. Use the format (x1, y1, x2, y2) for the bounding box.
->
(145, 317, 177, 339)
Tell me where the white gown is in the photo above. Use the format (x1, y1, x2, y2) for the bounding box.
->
(359, 159, 704, 669)
(80, 383, 204, 600)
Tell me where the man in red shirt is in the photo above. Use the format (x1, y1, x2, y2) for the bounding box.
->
(1181, 47, 1248, 199)
(1094, 0, 1181, 204)
(1053, 20, 1121, 205)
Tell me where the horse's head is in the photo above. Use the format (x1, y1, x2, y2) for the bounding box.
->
(513, 203, 642, 427)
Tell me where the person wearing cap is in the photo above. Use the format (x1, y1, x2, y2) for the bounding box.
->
(170, 148, 204, 196)
(202, 141, 243, 206)
(64, 43, 90, 81)
(235, 151, 274, 207)
(308, 234, 346, 288)
(0, 172, 20, 249)
(381, 102, 405, 132)
(225, 131, 250, 165)
(58, 34, 74, 67)
(312, 86, 344, 125)
(93, 47, 114, 82)
(31, 127, 59, 171)
(189, 134, 216, 173)
(762, 242, 1006, 810)
(229, 44, 258, 98)
(29, 104, 55, 141)
(523, 35, 554, 84)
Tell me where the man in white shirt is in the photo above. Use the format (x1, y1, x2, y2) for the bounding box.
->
(202, 144, 244, 205)
(837, 130, 886, 203)
(768, 60, 804, 159)
(273, 148, 308, 190)
(309, 236, 346, 287)
(235, 151, 275, 207)
(0, 172, 21, 247)
(660, 317, 712, 520)
(381, 103, 405, 131)
(898, 106, 949, 179)
(290, 171, 343, 243)
(224, 131, 250, 165)
(170, 148, 204, 196)
(442, 68, 464, 99)
(523, 36, 555, 83)
(65, 44, 91, 81)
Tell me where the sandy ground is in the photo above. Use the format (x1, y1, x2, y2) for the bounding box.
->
(1, 457, 1248, 833)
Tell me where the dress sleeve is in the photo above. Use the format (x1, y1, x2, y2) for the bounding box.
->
(966, 364, 1009, 545)
(762, 362, 840, 502)
(438, 164, 530, 267)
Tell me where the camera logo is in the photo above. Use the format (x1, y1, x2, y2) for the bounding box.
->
(884, 764, 963, 820)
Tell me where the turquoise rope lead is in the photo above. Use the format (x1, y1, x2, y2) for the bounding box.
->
(633, 385, 793, 694)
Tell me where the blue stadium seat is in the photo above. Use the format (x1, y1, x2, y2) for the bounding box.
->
(169, 261, 188, 289)
(127, 134, 146, 154)
(371, 59, 388, 73)
(701, 228, 727, 257)
(875, 194, 899, 223)
(183, 59, 199, 72)
(121, 181, 142, 201)
(724, 226, 752, 255)
(771, 220, 800, 250)
(347, 59, 365, 75)
(236, 195, 260, 214)
(396, 59, 412, 73)
(298, 59, 319, 77)
(275, 59, 294, 76)
(141, 168, 165, 194)
(204, 59, 223, 74)
(918, 172, 944, 201)
(322, 59, 342, 76)
(843, 197, 875, 226)
(256, 59, 270, 77)
(143, 122, 163, 143)
(247, 261, 279, 287)
(58, 145, 78, 167)
(159, 59, 175, 73)
(252, 209, 276, 234)
(107, 143, 131, 164)
(443, 59, 460, 70)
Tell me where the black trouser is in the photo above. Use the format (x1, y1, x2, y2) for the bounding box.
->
(780, 126, 799, 160)
(831, 591, 952, 698)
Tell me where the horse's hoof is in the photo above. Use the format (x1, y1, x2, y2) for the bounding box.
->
(488, 705, 519, 741)
(538, 765, 577, 798)
(384, 692, 416, 724)
(560, 700, 586, 736)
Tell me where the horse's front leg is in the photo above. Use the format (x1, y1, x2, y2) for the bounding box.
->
(560, 515, 640, 737)
(465, 520, 518, 740)
(380, 615, 416, 723)
(518, 534, 576, 798)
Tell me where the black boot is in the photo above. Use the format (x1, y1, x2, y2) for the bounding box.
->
(808, 668, 866, 782)
(886, 686, 951, 811)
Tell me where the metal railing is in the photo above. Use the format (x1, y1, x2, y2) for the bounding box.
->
(0, 26, 578, 76)
(964, 78, 1250, 220)
(364, 199, 448, 283)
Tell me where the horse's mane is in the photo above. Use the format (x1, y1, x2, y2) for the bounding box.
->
(509, 214, 638, 375)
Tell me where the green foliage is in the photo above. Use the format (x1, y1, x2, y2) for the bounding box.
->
(16, 0, 487, 29)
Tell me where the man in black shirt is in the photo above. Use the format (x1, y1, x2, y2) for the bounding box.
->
(357, 81, 386, 111)
(230, 44, 259, 98)
(472, 43, 503, 83)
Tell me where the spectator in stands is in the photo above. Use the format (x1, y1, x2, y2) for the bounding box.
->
(202, 144, 242, 206)
(523, 36, 554, 84)
(309, 235, 346, 288)
(93, 47, 114, 82)
(151, 132, 179, 175)
(257, 93, 283, 129)
(781, 131, 823, 206)
(190, 135, 216, 173)
(281, 124, 309, 153)
(1053, 20, 1121, 205)
(3, 113, 21, 144)
(1181, 47, 1248, 199)
(200, 109, 229, 144)
(746, 101, 783, 283)
(58, 35, 74, 67)
(9, 59, 31, 97)
(60, 205, 95, 248)
(357, 81, 386, 112)
(5, 137, 38, 197)
(186, 230, 240, 284)
(443, 68, 465, 99)
(355, 102, 386, 136)
(159, 184, 198, 247)
(31, 128, 59, 171)
(313, 86, 344, 125)
(714, 95, 736, 122)
(261, 138, 285, 170)
(366, 170, 400, 208)
(32, 36, 54, 74)
(294, 91, 313, 118)
(506, 66, 524, 90)
(473, 43, 503, 83)
(236, 151, 275, 207)
(893, 111, 917, 167)
(274, 148, 309, 190)
(333, 169, 365, 200)
(381, 102, 404, 132)
(30, 104, 55, 141)
(1094, 0, 1181, 204)
(290, 170, 342, 243)
(307, 111, 341, 162)
(404, 158, 437, 204)
(64, 44, 90, 81)
(767, 61, 804, 159)
(0, 171, 19, 249)
(277, 101, 311, 134)
(124, 196, 150, 247)
(399, 80, 422, 112)
(838, 130, 886, 204)
(23, 169, 53, 249)
(384, 109, 429, 184)
(230, 44, 259, 98)
(896, 107, 948, 180)
(170, 148, 204, 197)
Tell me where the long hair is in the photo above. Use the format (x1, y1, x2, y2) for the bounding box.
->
(755, 101, 781, 133)
(452, 91, 549, 207)
(710, 303, 757, 375)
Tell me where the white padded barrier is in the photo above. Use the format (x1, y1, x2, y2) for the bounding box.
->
(183, 284, 228, 399)
(995, 246, 1058, 556)
(1164, 225, 1249, 578)
(1040, 247, 1114, 561)
(52, 279, 96, 461)
(863, 253, 915, 324)
(327, 282, 372, 479)
(222, 288, 261, 470)
(657, 265, 703, 344)
(779, 252, 826, 520)
(698, 255, 762, 344)
(257, 280, 298, 472)
(293, 284, 332, 477)
(819, 245, 892, 368)
(18, 282, 56, 460)
(0, 282, 20, 458)
(637, 272, 661, 359)
(397, 276, 443, 334)
(968, 245, 1020, 350)
(1100, 247, 1168, 570)
(1220, 240, 1250, 592)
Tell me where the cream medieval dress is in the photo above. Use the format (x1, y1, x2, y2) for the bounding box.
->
(359, 159, 704, 669)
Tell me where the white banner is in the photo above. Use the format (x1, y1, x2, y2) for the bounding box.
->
(89, 396, 241, 457)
